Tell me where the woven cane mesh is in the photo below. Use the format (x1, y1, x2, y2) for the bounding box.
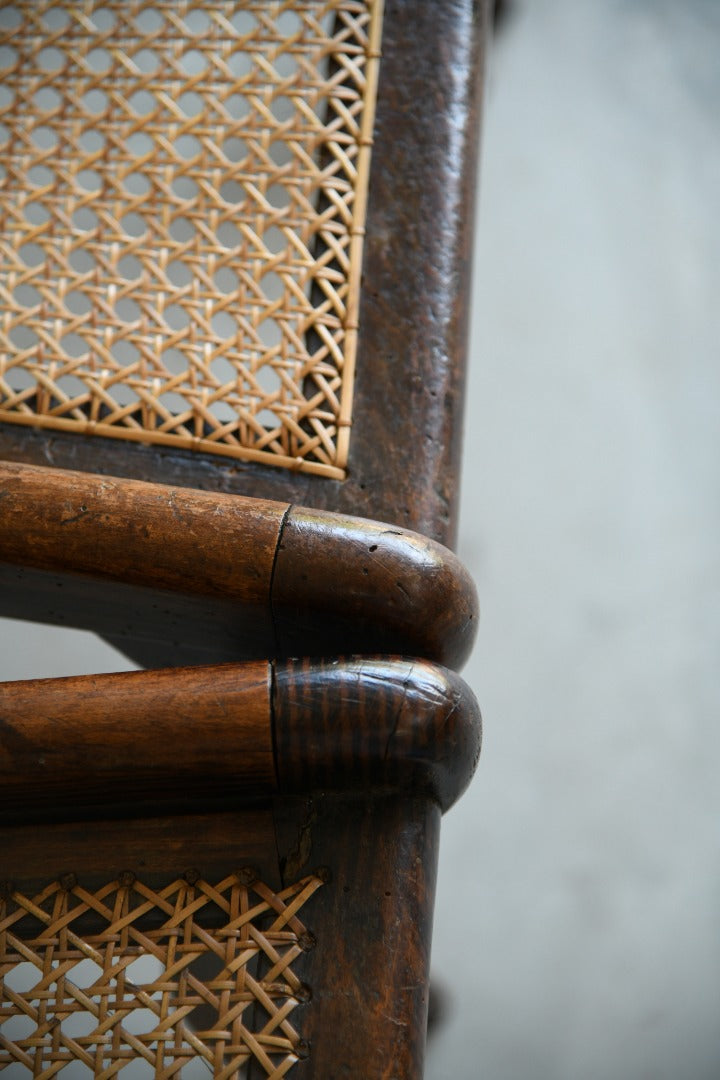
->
(0, 1, 383, 479)
(0, 870, 324, 1078)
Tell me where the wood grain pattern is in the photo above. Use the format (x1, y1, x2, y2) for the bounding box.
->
(0, 5, 491, 1075)
(0, 461, 478, 669)
(0, 460, 284, 603)
(271, 794, 441, 1080)
(273, 657, 482, 813)
(0, 662, 274, 823)
(0, 659, 480, 822)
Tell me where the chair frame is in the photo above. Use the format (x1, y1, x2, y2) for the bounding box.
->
(0, 2, 490, 1075)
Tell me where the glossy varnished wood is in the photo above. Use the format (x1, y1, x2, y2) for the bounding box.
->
(0, 460, 282, 661)
(274, 657, 481, 813)
(0, 659, 480, 822)
(0, 663, 274, 822)
(273, 508, 478, 669)
(0, 461, 282, 601)
(272, 794, 441, 1080)
(0, 462, 478, 669)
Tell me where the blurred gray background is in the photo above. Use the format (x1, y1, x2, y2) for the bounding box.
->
(1, 0, 719, 1077)
(430, 0, 720, 1076)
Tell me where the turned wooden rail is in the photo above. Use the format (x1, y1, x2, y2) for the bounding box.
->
(0, 658, 480, 824)
(0, 462, 477, 669)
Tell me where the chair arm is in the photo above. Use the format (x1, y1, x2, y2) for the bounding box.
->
(0, 658, 480, 824)
(0, 461, 478, 668)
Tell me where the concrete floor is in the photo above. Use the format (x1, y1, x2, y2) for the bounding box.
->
(1, 1, 719, 1077)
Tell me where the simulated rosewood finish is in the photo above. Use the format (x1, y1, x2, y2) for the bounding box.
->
(0, 659, 480, 823)
(0, 462, 478, 669)
(274, 657, 481, 813)
(0, 0, 488, 549)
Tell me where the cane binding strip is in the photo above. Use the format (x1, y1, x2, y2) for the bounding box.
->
(0, 871, 324, 1077)
(0, 1, 383, 478)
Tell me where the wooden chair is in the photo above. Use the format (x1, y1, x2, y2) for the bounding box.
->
(0, 2, 488, 1076)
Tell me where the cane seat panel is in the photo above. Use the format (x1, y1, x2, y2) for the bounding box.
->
(0, 870, 324, 1078)
(0, 0, 383, 478)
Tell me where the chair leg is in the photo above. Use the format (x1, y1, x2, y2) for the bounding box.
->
(270, 793, 441, 1080)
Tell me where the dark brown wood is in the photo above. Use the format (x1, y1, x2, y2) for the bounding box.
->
(0, 658, 480, 822)
(1, 796, 440, 1079)
(272, 793, 441, 1080)
(0, 459, 283, 661)
(272, 507, 478, 670)
(274, 657, 481, 813)
(0, 662, 275, 823)
(0, 458, 284, 604)
(339, 0, 489, 548)
(0, 0, 488, 548)
(0, 563, 274, 667)
(0, 808, 280, 896)
(0, 461, 478, 668)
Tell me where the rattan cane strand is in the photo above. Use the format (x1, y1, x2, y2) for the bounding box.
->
(0, 871, 323, 1077)
(0, 1, 383, 478)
